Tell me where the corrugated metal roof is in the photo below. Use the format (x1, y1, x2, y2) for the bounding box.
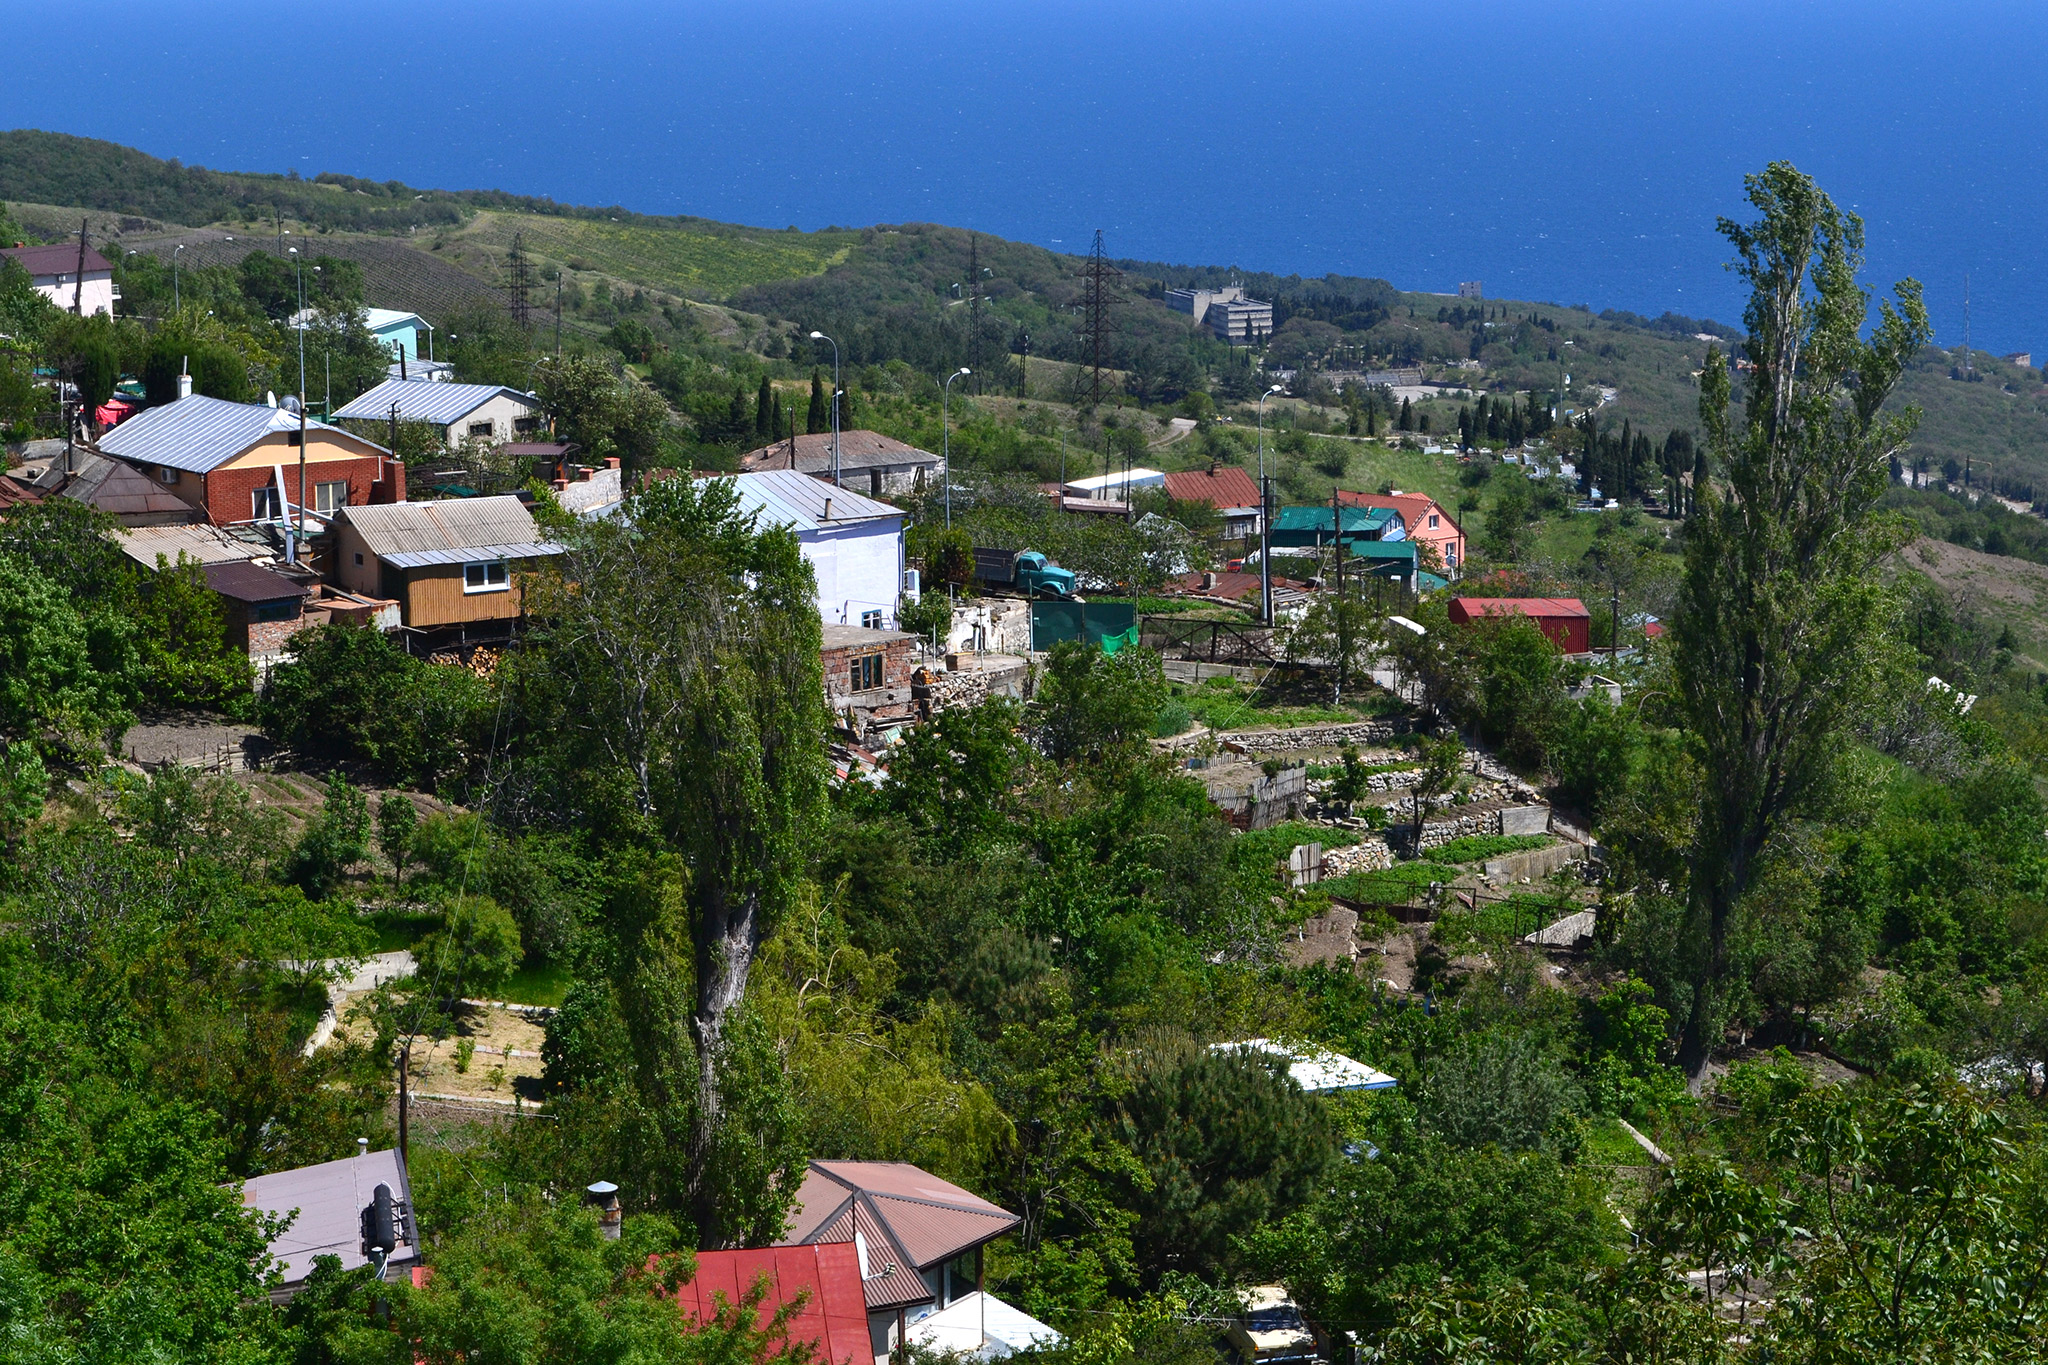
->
(673, 1243, 870, 1365)
(240, 1148, 416, 1287)
(1216, 1039, 1398, 1093)
(336, 495, 548, 559)
(333, 378, 538, 426)
(99, 394, 384, 474)
(722, 470, 904, 534)
(114, 523, 273, 569)
(203, 559, 310, 602)
(1450, 596, 1590, 619)
(383, 541, 565, 569)
(782, 1161, 1017, 1297)
(1161, 466, 1262, 510)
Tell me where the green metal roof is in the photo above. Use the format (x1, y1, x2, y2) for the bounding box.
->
(1269, 505, 1397, 547)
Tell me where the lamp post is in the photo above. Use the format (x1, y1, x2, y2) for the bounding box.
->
(1257, 383, 1284, 626)
(808, 330, 841, 486)
(290, 247, 308, 562)
(943, 367, 970, 528)
(173, 244, 184, 312)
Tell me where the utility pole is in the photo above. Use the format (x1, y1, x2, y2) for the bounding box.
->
(1017, 331, 1030, 399)
(507, 233, 531, 331)
(968, 233, 982, 393)
(397, 1039, 411, 1166)
(1260, 473, 1274, 627)
(1332, 485, 1347, 703)
(72, 217, 88, 315)
(555, 272, 564, 357)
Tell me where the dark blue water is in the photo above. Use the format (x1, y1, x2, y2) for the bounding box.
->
(10, 1, 2045, 353)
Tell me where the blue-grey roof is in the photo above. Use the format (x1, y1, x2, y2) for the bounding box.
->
(720, 469, 904, 534)
(336, 495, 562, 562)
(332, 378, 539, 427)
(98, 394, 385, 475)
(383, 541, 565, 569)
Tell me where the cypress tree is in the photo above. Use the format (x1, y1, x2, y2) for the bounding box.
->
(806, 369, 828, 434)
(1398, 397, 1413, 431)
(755, 375, 774, 437)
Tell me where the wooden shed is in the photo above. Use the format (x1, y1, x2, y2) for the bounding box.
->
(331, 496, 564, 638)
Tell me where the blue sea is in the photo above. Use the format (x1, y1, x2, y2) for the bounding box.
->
(8, 0, 2045, 354)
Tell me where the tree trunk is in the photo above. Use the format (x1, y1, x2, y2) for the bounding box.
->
(687, 883, 760, 1247)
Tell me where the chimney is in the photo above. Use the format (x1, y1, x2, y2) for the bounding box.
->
(177, 356, 192, 400)
(585, 1181, 622, 1240)
(1201, 571, 1216, 591)
(551, 477, 569, 492)
(604, 456, 620, 471)
(821, 496, 832, 521)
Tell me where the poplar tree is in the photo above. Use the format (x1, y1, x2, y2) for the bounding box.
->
(805, 369, 828, 434)
(754, 375, 773, 437)
(1667, 163, 1929, 1080)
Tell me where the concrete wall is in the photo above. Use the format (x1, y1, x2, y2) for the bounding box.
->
(802, 518, 904, 630)
(440, 393, 543, 448)
(32, 274, 115, 317)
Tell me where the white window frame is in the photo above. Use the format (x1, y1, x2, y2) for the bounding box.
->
(314, 479, 349, 514)
(252, 487, 283, 520)
(463, 559, 511, 594)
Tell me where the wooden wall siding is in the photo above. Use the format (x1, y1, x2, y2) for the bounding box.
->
(400, 563, 527, 627)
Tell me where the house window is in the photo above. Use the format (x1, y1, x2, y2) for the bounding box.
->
(252, 487, 283, 520)
(315, 479, 349, 513)
(463, 560, 510, 593)
(467, 420, 495, 440)
(1428, 513, 1439, 528)
(861, 609, 884, 630)
(849, 652, 883, 691)
(157, 465, 179, 485)
(251, 600, 300, 623)
(286, 430, 303, 447)
(353, 552, 364, 566)
(944, 1249, 980, 1306)
(513, 416, 540, 434)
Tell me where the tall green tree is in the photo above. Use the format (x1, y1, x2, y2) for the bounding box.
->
(524, 474, 827, 1246)
(1667, 163, 1930, 1079)
(754, 374, 774, 437)
(805, 369, 827, 434)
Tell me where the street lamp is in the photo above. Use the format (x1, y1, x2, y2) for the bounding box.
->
(173, 244, 185, 312)
(808, 330, 841, 486)
(943, 367, 970, 528)
(1257, 383, 1285, 625)
(289, 248, 308, 562)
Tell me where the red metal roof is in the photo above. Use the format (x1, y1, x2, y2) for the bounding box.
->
(1449, 596, 1589, 620)
(1162, 466, 1261, 510)
(672, 1243, 869, 1365)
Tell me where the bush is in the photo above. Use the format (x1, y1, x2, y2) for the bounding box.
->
(414, 895, 522, 1006)
(261, 625, 493, 790)
(280, 775, 371, 899)
(1151, 699, 1195, 738)
(1423, 834, 1552, 865)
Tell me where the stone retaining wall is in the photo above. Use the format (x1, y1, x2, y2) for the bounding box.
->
(1220, 720, 1410, 753)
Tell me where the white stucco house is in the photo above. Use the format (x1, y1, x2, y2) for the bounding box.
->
(720, 470, 906, 631)
(333, 377, 543, 449)
(2, 243, 115, 316)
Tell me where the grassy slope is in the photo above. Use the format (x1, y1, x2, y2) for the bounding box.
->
(441, 210, 858, 300)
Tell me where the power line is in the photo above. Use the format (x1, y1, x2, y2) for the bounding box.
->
(1079, 229, 1121, 410)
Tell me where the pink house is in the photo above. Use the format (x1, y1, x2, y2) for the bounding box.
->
(1337, 489, 1465, 574)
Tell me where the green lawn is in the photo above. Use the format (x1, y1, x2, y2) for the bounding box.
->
(496, 961, 573, 1008)
(1580, 1116, 1652, 1166)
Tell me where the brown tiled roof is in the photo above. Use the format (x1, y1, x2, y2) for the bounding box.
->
(1, 243, 113, 277)
(1336, 489, 1461, 538)
(780, 1161, 1018, 1310)
(738, 430, 939, 476)
(1162, 465, 1261, 510)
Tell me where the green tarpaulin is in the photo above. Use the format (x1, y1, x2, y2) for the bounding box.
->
(1032, 600, 1139, 654)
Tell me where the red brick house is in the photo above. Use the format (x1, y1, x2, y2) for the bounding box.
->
(1447, 596, 1591, 653)
(1337, 489, 1465, 574)
(97, 394, 403, 529)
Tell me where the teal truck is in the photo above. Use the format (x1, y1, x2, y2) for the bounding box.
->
(974, 547, 1076, 598)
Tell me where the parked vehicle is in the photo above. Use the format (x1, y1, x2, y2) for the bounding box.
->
(1226, 1286, 1323, 1364)
(972, 547, 1076, 598)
